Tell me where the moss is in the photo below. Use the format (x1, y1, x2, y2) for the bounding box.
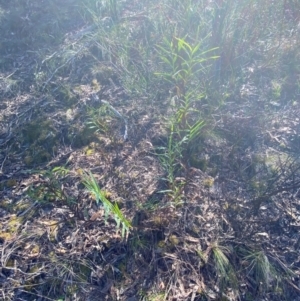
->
(29, 244, 40, 257)
(7, 215, 23, 233)
(152, 216, 168, 227)
(279, 142, 287, 149)
(48, 251, 57, 262)
(271, 80, 282, 99)
(203, 177, 214, 188)
(91, 78, 101, 91)
(28, 265, 41, 274)
(84, 146, 94, 156)
(0, 231, 13, 241)
(168, 234, 180, 246)
(0, 200, 32, 217)
(250, 180, 264, 191)
(157, 240, 167, 249)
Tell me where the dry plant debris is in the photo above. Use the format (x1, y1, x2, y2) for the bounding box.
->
(0, 0, 300, 300)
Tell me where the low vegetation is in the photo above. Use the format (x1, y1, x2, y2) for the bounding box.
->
(0, 0, 299, 300)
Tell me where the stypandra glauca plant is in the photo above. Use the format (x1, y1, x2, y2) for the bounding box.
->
(156, 36, 217, 201)
(155, 34, 218, 110)
(82, 171, 131, 238)
(156, 35, 218, 143)
(158, 111, 206, 204)
(157, 121, 185, 204)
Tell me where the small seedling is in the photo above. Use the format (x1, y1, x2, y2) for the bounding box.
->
(82, 171, 131, 238)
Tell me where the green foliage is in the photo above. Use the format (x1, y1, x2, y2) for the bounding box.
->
(87, 104, 111, 135)
(241, 248, 275, 292)
(211, 243, 238, 292)
(156, 35, 212, 139)
(82, 171, 131, 238)
(156, 36, 218, 91)
(155, 35, 213, 201)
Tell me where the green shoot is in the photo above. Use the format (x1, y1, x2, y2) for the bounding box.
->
(82, 171, 131, 238)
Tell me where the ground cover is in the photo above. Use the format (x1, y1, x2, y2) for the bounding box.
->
(0, 0, 300, 300)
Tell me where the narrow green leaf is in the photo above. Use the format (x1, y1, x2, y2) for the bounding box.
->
(175, 37, 192, 52)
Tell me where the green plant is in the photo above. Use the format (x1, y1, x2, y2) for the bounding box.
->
(156, 121, 187, 205)
(157, 119, 203, 203)
(156, 36, 212, 133)
(242, 249, 274, 292)
(197, 241, 238, 294)
(87, 103, 111, 136)
(155, 35, 218, 122)
(271, 80, 282, 100)
(211, 242, 238, 292)
(155, 36, 215, 201)
(86, 102, 122, 145)
(82, 171, 131, 238)
(156, 35, 218, 95)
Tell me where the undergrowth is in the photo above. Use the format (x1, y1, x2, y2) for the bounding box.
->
(0, 0, 299, 300)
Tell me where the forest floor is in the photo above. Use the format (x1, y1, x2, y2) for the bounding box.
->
(0, 1, 300, 300)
